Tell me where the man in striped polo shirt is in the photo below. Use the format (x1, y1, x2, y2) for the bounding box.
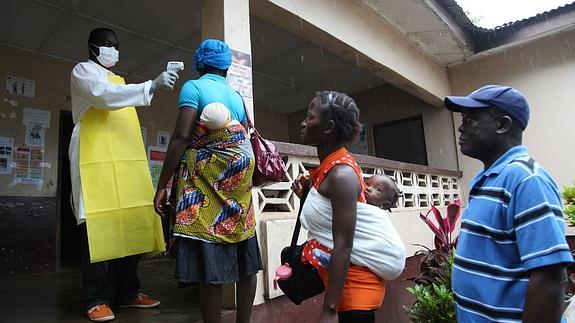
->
(445, 85, 573, 322)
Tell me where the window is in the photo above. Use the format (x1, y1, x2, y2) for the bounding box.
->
(372, 115, 428, 165)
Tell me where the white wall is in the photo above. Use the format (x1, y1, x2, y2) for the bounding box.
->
(448, 30, 575, 192)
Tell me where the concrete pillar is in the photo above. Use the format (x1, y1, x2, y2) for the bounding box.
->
(201, 0, 255, 122)
(200, 0, 262, 309)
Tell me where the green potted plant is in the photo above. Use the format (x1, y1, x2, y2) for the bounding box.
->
(563, 182, 575, 226)
(563, 182, 575, 300)
(404, 200, 461, 323)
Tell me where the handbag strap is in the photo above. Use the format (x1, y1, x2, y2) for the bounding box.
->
(237, 91, 255, 131)
(290, 180, 311, 248)
(236, 91, 275, 151)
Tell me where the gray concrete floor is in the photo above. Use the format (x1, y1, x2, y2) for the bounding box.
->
(0, 258, 232, 323)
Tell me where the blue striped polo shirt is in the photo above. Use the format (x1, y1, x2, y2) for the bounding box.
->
(452, 145, 573, 322)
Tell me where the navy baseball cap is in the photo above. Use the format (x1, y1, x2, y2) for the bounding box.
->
(444, 85, 530, 130)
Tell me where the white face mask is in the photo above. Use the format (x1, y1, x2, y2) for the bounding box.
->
(91, 45, 119, 68)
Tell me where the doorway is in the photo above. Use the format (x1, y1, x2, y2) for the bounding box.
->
(57, 110, 80, 268)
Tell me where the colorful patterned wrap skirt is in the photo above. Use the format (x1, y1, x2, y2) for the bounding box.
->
(172, 123, 256, 244)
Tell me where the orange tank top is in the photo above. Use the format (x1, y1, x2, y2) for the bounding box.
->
(302, 147, 365, 268)
(302, 147, 385, 311)
(308, 147, 366, 202)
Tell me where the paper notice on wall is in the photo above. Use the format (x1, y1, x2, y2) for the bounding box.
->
(29, 148, 43, 182)
(227, 49, 253, 98)
(25, 124, 45, 147)
(5, 75, 35, 98)
(14, 147, 30, 181)
(0, 137, 14, 175)
(14, 146, 43, 185)
(148, 146, 166, 189)
(156, 131, 170, 148)
(23, 107, 51, 128)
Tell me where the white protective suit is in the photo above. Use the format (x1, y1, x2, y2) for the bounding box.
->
(69, 60, 153, 224)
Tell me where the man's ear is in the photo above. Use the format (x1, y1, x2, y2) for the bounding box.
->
(496, 116, 513, 134)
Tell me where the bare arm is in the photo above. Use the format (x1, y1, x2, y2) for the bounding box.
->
(153, 108, 197, 216)
(317, 165, 361, 320)
(523, 264, 567, 323)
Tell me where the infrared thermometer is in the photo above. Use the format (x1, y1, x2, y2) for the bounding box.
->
(166, 61, 184, 74)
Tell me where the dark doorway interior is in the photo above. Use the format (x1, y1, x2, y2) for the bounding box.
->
(373, 115, 428, 165)
(57, 111, 80, 268)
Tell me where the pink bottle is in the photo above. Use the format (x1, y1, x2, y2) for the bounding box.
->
(273, 263, 292, 290)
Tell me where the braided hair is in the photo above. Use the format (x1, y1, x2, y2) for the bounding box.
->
(315, 91, 362, 145)
(385, 176, 403, 210)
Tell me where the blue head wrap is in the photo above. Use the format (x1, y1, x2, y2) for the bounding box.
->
(194, 39, 232, 71)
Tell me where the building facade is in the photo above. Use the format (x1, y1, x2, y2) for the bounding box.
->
(1, 0, 574, 320)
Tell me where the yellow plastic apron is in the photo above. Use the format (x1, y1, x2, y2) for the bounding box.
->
(79, 74, 165, 263)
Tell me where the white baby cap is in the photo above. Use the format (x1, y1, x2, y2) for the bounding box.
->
(200, 102, 231, 130)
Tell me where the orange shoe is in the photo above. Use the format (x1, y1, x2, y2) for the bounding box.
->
(117, 293, 160, 309)
(87, 304, 115, 322)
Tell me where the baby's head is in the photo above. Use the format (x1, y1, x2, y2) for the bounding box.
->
(364, 175, 402, 211)
(200, 102, 231, 130)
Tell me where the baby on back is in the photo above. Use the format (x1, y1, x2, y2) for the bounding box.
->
(293, 174, 402, 209)
(364, 174, 403, 211)
(193, 102, 232, 135)
(293, 174, 406, 280)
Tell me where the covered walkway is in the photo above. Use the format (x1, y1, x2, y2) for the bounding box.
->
(0, 258, 204, 323)
(0, 257, 332, 323)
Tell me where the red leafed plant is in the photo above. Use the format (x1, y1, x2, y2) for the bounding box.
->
(421, 199, 461, 252)
(413, 199, 461, 286)
(405, 199, 462, 323)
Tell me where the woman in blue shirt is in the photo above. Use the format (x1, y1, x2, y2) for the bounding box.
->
(153, 39, 261, 323)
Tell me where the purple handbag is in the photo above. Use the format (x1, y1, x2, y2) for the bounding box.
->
(239, 94, 286, 187)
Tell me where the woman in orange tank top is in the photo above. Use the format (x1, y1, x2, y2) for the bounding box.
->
(295, 91, 384, 323)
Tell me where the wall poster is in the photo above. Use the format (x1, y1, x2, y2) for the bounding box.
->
(148, 146, 166, 189)
(227, 49, 253, 98)
(157, 131, 170, 148)
(14, 146, 43, 185)
(0, 137, 14, 175)
(6, 75, 35, 98)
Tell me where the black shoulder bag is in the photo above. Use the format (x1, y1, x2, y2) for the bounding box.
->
(277, 182, 325, 304)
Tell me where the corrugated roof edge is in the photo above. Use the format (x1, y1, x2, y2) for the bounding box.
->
(438, 0, 575, 32)
(436, 0, 575, 52)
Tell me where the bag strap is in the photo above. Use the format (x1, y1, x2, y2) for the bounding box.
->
(290, 180, 311, 248)
(237, 91, 255, 131)
(236, 91, 275, 150)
